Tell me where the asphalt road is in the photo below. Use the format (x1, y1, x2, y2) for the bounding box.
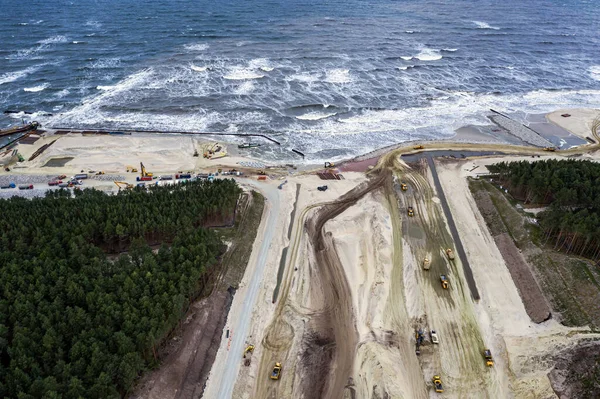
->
(213, 182, 280, 399)
(426, 155, 481, 300)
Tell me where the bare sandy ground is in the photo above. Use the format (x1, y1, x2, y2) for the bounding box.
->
(547, 108, 600, 140)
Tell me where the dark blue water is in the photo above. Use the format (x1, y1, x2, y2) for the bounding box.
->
(1, 0, 599, 161)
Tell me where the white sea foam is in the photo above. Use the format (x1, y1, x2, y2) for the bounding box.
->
(38, 35, 68, 45)
(0, 66, 39, 85)
(191, 65, 208, 72)
(442, 48, 458, 52)
(589, 66, 600, 81)
(223, 69, 264, 80)
(413, 48, 442, 61)
(55, 89, 70, 98)
(234, 81, 256, 95)
(18, 22, 28, 26)
(296, 112, 337, 121)
(24, 83, 49, 92)
(96, 85, 116, 91)
(260, 66, 274, 72)
(472, 21, 500, 30)
(400, 56, 412, 61)
(85, 20, 102, 29)
(88, 58, 121, 69)
(325, 69, 352, 83)
(72, 41, 83, 44)
(7, 35, 68, 60)
(286, 73, 319, 83)
(397, 65, 415, 71)
(184, 43, 209, 51)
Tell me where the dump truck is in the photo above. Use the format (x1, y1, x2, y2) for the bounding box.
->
(401, 183, 408, 191)
(432, 375, 444, 393)
(423, 257, 430, 270)
(407, 206, 414, 217)
(270, 362, 282, 380)
(18, 184, 33, 190)
(484, 349, 494, 366)
(446, 248, 455, 260)
(440, 275, 449, 289)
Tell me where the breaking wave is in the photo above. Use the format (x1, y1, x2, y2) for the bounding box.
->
(296, 112, 337, 120)
(24, 83, 49, 92)
(472, 21, 500, 30)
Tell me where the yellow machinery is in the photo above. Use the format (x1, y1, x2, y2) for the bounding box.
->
(126, 165, 138, 173)
(114, 181, 133, 190)
(401, 183, 408, 191)
(484, 349, 494, 366)
(140, 162, 153, 178)
(270, 362, 282, 380)
(408, 206, 414, 217)
(432, 375, 444, 393)
(543, 147, 556, 152)
(324, 161, 335, 168)
(96, 171, 105, 175)
(414, 145, 424, 150)
(243, 345, 255, 358)
(440, 275, 449, 289)
(203, 142, 219, 159)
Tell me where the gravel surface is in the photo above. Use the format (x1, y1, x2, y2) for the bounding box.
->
(490, 114, 554, 148)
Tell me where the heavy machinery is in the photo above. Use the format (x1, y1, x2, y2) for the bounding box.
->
(140, 162, 153, 178)
(407, 206, 414, 217)
(414, 145, 424, 150)
(440, 275, 449, 289)
(484, 349, 494, 366)
(401, 183, 408, 191)
(270, 362, 282, 380)
(430, 330, 439, 344)
(543, 147, 556, 152)
(126, 165, 138, 173)
(415, 329, 424, 355)
(243, 345, 255, 358)
(114, 181, 133, 190)
(317, 185, 328, 191)
(423, 257, 430, 270)
(432, 375, 444, 393)
(446, 248, 455, 260)
(324, 161, 335, 168)
(204, 142, 219, 159)
(95, 171, 105, 175)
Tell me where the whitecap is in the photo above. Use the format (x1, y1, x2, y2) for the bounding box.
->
(223, 69, 264, 80)
(400, 56, 412, 61)
(260, 66, 274, 72)
(88, 58, 120, 69)
(405, 30, 416, 34)
(325, 69, 352, 83)
(184, 43, 209, 51)
(96, 85, 116, 91)
(472, 20, 500, 30)
(442, 48, 458, 52)
(0, 66, 39, 85)
(191, 65, 208, 72)
(286, 73, 319, 83)
(296, 112, 337, 121)
(24, 83, 49, 92)
(33, 20, 43, 25)
(234, 81, 255, 95)
(589, 66, 600, 81)
(413, 48, 442, 61)
(38, 35, 68, 45)
(55, 89, 70, 98)
(397, 65, 415, 71)
(18, 22, 28, 26)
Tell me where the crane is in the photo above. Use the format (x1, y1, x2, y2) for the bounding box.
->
(140, 162, 153, 178)
(114, 181, 133, 190)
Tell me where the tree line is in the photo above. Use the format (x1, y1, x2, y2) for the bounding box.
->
(0, 179, 241, 398)
(488, 159, 600, 260)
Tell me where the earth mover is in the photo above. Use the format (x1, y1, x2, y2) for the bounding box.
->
(432, 375, 444, 393)
(414, 145, 424, 150)
(484, 349, 494, 366)
(440, 275, 449, 289)
(243, 345, 255, 358)
(407, 206, 414, 217)
(543, 147, 556, 152)
(270, 362, 282, 380)
(401, 182, 408, 191)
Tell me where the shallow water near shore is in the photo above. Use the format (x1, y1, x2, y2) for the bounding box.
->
(1, 0, 599, 162)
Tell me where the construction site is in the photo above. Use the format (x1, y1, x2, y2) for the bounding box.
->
(2, 108, 600, 398)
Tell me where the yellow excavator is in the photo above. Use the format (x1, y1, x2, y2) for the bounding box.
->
(126, 165, 138, 173)
(401, 183, 408, 191)
(140, 162, 153, 178)
(114, 181, 133, 190)
(203, 142, 219, 159)
(243, 345, 255, 358)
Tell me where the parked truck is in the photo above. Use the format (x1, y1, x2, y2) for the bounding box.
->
(1, 182, 16, 189)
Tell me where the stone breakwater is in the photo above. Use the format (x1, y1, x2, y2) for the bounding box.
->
(490, 114, 554, 148)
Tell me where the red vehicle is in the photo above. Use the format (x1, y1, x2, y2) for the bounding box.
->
(48, 180, 63, 186)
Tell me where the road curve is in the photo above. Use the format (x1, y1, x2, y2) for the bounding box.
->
(209, 181, 280, 399)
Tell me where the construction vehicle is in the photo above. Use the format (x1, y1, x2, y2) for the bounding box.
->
(17, 153, 24, 162)
(126, 165, 138, 173)
(270, 362, 282, 380)
(193, 148, 199, 157)
(543, 147, 556, 152)
(401, 183, 408, 191)
(484, 349, 494, 366)
(446, 248, 455, 260)
(317, 185, 328, 191)
(58, 174, 67, 180)
(440, 275, 449, 289)
(140, 162, 153, 178)
(423, 257, 430, 270)
(114, 181, 133, 190)
(243, 345, 255, 358)
(407, 206, 414, 217)
(430, 330, 439, 344)
(415, 329, 424, 355)
(1, 182, 16, 189)
(95, 171, 105, 175)
(414, 145, 424, 150)
(204, 142, 219, 159)
(432, 375, 444, 393)
(324, 161, 335, 168)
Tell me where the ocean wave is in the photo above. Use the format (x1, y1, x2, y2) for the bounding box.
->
(413, 48, 442, 61)
(400, 56, 412, 61)
(24, 83, 49, 92)
(7, 35, 68, 60)
(589, 66, 600, 81)
(260, 66, 274, 72)
(38, 35, 68, 45)
(442, 48, 458, 52)
(191, 65, 208, 72)
(234, 81, 256, 95)
(397, 65, 415, 71)
(325, 68, 352, 83)
(223, 69, 264, 80)
(296, 112, 337, 121)
(0, 66, 39, 85)
(55, 89, 70, 98)
(184, 43, 209, 51)
(286, 73, 319, 83)
(85, 20, 102, 29)
(88, 58, 121, 69)
(96, 85, 116, 91)
(72, 41, 85, 44)
(472, 20, 500, 30)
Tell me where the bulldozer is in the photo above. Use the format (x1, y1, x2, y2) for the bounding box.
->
(407, 206, 414, 217)
(440, 275, 449, 289)
(483, 349, 494, 366)
(324, 161, 335, 168)
(432, 375, 444, 393)
(270, 362, 282, 380)
(401, 183, 408, 191)
(414, 145, 424, 150)
(126, 165, 138, 173)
